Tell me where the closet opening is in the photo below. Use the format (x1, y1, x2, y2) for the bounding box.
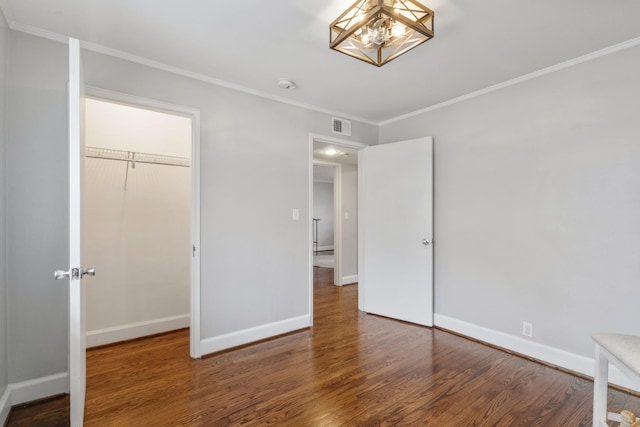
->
(83, 93, 200, 357)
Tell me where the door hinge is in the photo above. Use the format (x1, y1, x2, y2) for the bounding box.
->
(193, 245, 196, 257)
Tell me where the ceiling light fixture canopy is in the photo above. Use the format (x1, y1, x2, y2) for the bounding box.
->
(330, 0, 434, 67)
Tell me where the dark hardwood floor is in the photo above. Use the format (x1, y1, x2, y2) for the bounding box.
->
(7, 267, 640, 426)
(5, 395, 69, 427)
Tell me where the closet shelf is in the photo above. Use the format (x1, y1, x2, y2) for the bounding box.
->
(85, 146, 191, 168)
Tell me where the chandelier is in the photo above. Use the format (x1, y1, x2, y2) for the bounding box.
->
(330, 0, 434, 67)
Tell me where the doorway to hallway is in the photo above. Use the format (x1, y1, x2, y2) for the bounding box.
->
(311, 135, 364, 287)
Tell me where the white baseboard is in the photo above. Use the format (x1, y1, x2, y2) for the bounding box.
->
(0, 372, 69, 424)
(86, 314, 190, 347)
(0, 386, 11, 426)
(316, 246, 334, 252)
(434, 314, 640, 392)
(200, 315, 310, 355)
(9, 372, 68, 406)
(342, 275, 358, 285)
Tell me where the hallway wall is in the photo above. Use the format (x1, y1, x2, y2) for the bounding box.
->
(313, 180, 334, 250)
(340, 164, 358, 282)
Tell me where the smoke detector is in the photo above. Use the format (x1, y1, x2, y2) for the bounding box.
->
(277, 79, 296, 89)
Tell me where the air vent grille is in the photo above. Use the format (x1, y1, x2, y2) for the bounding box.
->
(332, 117, 351, 136)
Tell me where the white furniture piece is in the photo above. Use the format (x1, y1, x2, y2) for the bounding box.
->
(592, 333, 640, 427)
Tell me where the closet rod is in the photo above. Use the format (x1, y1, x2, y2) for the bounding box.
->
(85, 146, 190, 168)
(85, 155, 191, 168)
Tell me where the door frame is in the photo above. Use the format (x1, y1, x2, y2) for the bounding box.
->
(85, 87, 202, 358)
(308, 133, 367, 322)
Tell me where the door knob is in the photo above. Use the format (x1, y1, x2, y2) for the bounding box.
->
(81, 267, 96, 278)
(54, 270, 70, 280)
(54, 267, 95, 280)
(422, 238, 431, 246)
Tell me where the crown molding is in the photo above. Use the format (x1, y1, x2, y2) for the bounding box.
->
(7, 22, 378, 127)
(380, 35, 640, 126)
(6, 17, 640, 129)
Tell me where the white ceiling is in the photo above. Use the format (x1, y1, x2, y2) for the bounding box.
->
(2, 0, 640, 123)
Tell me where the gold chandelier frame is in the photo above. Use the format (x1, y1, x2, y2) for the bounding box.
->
(330, 0, 435, 67)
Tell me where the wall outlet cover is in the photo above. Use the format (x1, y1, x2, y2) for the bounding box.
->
(522, 321, 533, 337)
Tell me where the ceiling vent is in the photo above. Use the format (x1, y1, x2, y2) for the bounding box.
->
(332, 117, 351, 136)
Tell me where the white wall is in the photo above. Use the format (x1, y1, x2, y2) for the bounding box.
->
(340, 164, 358, 282)
(4, 30, 378, 388)
(379, 44, 640, 369)
(84, 98, 192, 156)
(0, 8, 9, 422)
(84, 100, 191, 345)
(313, 180, 334, 249)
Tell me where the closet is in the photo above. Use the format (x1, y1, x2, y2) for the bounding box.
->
(83, 98, 192, 347)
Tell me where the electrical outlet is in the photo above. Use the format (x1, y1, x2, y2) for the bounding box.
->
(522, 321, 533, 337)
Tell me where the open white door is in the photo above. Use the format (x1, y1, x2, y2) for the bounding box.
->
(358, 137, 433, 326)
(54, 38, 90, 426)
(68, 37, 88, 427)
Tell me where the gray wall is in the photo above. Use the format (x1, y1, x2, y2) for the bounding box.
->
(379, 45, 640, 358)
(0, 10, 9, 399)
(313, 180, 334, 248)
(5, 31, 377, 383)
(340, 164, 358, 280)
(6, 32, 69, 383)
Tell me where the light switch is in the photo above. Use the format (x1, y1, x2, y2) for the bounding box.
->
(292, 209, 299, 221)
(344, 211, 349, 220)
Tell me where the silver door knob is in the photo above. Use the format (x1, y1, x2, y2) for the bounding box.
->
(422, 238, 430, 246)
(81, 267, 96, 278)
(54, 270, 70, 280)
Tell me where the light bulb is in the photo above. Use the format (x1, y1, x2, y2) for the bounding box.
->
(325, 148, 338, 156)
(392, 22, 406, 37)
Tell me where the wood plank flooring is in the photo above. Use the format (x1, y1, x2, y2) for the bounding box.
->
(7, 267, 640, 426)
(5, 395, 69, 427)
